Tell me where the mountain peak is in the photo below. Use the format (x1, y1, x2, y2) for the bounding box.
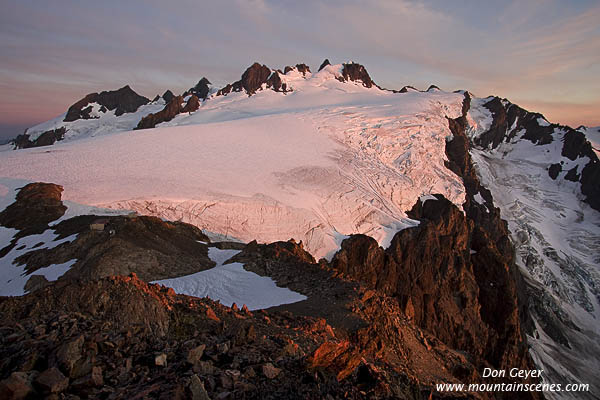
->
(338, 62, 374, 88)
(186, 77, 212, 99)
(64, 85, 149, 122)
(318, 59, 331, 71)
(217, 63, 290, 96)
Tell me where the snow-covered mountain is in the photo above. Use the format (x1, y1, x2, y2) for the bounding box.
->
(1, 60, 599, 398)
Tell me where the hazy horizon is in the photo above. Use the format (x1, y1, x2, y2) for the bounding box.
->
(1, 0, 599, 140)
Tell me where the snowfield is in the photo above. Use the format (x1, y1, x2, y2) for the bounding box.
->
(0, 66, 465, 259)
(152, 247, 307, 310)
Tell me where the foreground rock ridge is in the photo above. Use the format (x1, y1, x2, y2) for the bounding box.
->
(0, 182, 543, 399)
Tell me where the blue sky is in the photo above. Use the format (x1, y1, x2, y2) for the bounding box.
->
(1, 0, 599, 139)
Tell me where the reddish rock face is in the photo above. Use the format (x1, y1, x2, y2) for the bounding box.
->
(64, 85, 149, 122)
(217, 63, 290, 96)
(136, 94, 201, 130)
(338, 63, 374, 88)
(0, 183, 66, 234)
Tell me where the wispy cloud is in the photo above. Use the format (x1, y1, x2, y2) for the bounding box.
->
(0, 0, 598, 139)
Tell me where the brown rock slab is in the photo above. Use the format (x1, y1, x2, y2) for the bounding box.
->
(187, 344, 206, 365)
(189, 374, 211, 400)
(0, 372, 35, 400)
(34, 367, 68, 394)
(262, 363, 281, 379)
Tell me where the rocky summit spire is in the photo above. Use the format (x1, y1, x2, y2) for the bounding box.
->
(318, 58, 331, 71)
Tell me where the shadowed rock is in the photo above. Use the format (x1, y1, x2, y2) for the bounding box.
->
(217, 63, 290, 96)
(318, 59, 331, 71)
(337, 63, 374, 88)
(64, 85, 149, 122)
(136, 94, 200, 130)
(186, 78, 211, 99)
(12, 127, 66, 149)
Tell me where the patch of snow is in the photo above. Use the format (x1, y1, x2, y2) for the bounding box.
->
(467, 96, 493, 139)
(152, 247, 307, 310)
(419, 194, 438, 203)
(0, 228, 77, 296)
(473, 192, 485, 205)
(537, 117, 550, 127)
(582, 126, 600, 158)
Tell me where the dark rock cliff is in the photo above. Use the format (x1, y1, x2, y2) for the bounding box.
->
(64, 86, 149, 122)
(185, 78, 211, 100)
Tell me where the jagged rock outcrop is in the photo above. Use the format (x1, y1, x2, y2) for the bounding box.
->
(12, 127, 66, 149)
(477, 97, 554, 149)
(337, 63, 374, 88)
(162, 89, 175, 104)
(283, 64, 311, 75)
(64, 85, 149, 122)
(217, 63, 290, 96)
(399, 85, 418, 93)
(185, 78, 211, 99)
(136, 94, 200, 130)
(331, 195, 534, 379)
(318, 59, 331, 71)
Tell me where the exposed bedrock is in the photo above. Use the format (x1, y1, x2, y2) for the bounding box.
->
(64, 85, 149, 122)
(12, 127, 66, 149)
(217, 63, 291, 96)
(136, 94, 201, 130)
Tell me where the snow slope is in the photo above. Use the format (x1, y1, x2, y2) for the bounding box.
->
(15, 98, 167, 144)
(152, 247, 306, 310)
(0, 66, 465, 259)
(582, 126, 600, 157)
(468, 104, 600, 399)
